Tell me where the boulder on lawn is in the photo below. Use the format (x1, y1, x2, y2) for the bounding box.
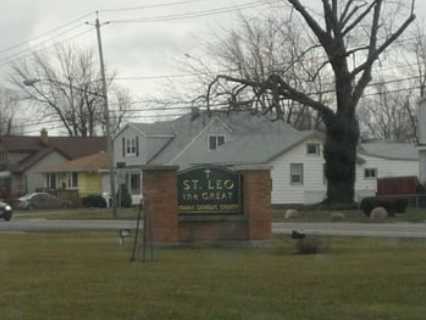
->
(370, 206, 388, 221)
(330, 212, 345, 222)
(285, 209, 299, 219)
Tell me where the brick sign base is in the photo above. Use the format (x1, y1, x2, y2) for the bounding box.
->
(142, 165, 272, 244)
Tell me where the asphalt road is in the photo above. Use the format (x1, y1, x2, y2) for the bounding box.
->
(1, 220, 426, 238)
(0, 220, 136, 232)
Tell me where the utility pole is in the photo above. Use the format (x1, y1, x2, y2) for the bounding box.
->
(94, 12, 117, 218)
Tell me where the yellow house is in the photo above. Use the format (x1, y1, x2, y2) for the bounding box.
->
(42, 151, 109, 197)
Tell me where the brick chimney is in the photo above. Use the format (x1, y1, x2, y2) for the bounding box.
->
(40, 128, 48, 145)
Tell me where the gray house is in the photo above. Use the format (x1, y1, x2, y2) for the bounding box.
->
(114, 110, 419, 205)
(0, 130, 106, 198)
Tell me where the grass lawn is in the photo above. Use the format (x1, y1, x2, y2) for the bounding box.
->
(273, 207, 426, 223)
(0, 232, 426, 319)
(13, 207, 139, 220)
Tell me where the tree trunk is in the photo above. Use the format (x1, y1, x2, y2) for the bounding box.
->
(323, 112, 359, 204)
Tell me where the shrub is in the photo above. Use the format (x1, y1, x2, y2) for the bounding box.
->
(82, 194, 107, 208)
(360, 197, 408, 216)
(295, 237, 326, 255)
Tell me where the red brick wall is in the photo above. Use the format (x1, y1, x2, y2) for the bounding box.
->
(179, 219, 248, 242)
(142, 166, 179, 243)
(241, 169, 272, 240)
(142, 166, 272, 243)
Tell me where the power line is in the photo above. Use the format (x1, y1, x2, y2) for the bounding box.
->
(0, 11, 94, 57)
(17, 79, 424, 131)
(112, 62, 423, 82)
(100, 0, 211, 13)
(0, 27, 93, 69)
(110, 1, 267, 24)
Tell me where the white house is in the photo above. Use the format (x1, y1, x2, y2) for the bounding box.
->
(114, 110, 419, 205)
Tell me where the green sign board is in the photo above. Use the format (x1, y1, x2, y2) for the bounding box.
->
(177, 167, 242, 214)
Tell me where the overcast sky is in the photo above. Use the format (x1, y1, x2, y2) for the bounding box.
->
(0, 0, 425, 131)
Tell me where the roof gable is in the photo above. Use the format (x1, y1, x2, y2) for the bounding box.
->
(0, 135, 107, 172)
(43, 151, 109, 173)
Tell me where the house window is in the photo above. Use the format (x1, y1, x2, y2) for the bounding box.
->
(306, 143, 320, 155)
(290, 163, 304, 185)
(123, 136, 139, 156)
(209, 135, 225, 150)
(46, 173, 56, 189)
(364, 168, 377, 179)
(68, 172, 78, 189)
(130, 173, 141, 195)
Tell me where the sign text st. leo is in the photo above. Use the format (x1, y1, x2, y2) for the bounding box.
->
(177, 167, 241, 214)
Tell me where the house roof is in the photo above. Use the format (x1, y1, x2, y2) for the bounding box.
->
(43, 151, 109, 173)
(359, 142, 418, 161)
(0, 135, 107, 173)
(127, 111, 311, 167)
(127, 110, 420, 168)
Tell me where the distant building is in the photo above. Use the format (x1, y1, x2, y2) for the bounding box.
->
(114, 110, 418, 205)
(41, 151, 110, 198)
(0, 130, 106, 197)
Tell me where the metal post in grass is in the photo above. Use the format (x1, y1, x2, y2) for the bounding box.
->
(130, 198, 155, 263)
(130, 201, 143, 262)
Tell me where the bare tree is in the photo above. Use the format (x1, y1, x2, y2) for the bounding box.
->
(10, 45, 132, 137)
(180, 12, 329, 130)
(360, 21, 426, 143)
(0, 87, 21, 135)
(358, 82, 417, 142)
(203, 0, 415, 204)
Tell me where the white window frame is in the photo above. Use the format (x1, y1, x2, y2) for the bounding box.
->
(364, 168, 378, 180)
(46, 173, 56, 189)
(290, 163, 304, 185)
(68, 172, 79, 189)
(306, 143, 320, 156)
(125, 137, 137, 156)
(208, 134, 226, 151)
(129, 173, 141, 195)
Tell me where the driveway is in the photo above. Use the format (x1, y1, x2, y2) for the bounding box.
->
(1, 220, 426, 238)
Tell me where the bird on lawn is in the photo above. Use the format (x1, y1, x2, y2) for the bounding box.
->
(290, 230, 306, 240)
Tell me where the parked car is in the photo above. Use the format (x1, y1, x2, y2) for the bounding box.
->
(15, 192, 69, 210)
(0, 201, 13, 221)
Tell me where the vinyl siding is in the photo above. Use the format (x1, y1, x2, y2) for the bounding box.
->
(24, 151, 67, 194)
(354, 154, 419, 201)
(271, 138, 325, 204)
(78, 173, 102, 196)
(271, 139, 419, 205)
(114, 126, 144, 166)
